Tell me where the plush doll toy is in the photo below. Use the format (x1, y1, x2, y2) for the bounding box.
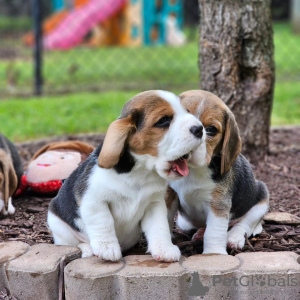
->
(15, 141, 94, 196)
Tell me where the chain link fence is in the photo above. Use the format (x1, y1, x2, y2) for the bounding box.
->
(0, 0, 299, 98)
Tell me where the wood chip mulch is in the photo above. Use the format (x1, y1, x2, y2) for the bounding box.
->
(0, 127, 299, 257)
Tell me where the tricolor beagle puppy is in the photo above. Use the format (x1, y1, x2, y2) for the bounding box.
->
(48, 90, 204, 262)
(167, 90, 269, 254)
(0, 134, 23, 215)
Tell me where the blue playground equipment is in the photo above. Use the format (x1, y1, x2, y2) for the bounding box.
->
(52, 0, 64, 10)
(143, 0, 184, 45)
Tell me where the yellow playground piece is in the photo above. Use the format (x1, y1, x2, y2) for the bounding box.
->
(89, 0, 143, 47)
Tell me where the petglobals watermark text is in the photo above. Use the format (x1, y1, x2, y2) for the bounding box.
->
(213, 274, 298, 287)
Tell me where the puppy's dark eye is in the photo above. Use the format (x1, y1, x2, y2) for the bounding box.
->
(205, 126, 218, 137)
(154, 116, 173, 128)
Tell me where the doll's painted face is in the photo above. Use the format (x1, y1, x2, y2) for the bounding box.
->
(26, 149, 81, 183)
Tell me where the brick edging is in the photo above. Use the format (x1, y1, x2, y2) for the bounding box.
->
(1, 242, 300, 300)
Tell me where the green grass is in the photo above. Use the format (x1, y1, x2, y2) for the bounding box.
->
(0, 91, 138, 141)
(0, 16, 32, 32)
(273, 22, 300, 81)
(0, 22, 299, 93)
(0, 41, 199, 94)
(271, 81, 300, 125)
(0, 81, 298, 142)
(0, 22, 299, 142)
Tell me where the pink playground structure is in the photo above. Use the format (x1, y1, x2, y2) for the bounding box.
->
(43, 0, 126, 50)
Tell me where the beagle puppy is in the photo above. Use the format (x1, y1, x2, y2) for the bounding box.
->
(167, 90, 269, 254)
(0, 134, 23, 215)
(48, 90, 204, 262)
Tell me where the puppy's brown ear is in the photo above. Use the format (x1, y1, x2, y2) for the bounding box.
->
(0, 151, 18, 210)
(221, 112, 242, 175)
(98, 115, 136, 169)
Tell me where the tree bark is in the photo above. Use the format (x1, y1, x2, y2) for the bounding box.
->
(199, 0, 275, 161)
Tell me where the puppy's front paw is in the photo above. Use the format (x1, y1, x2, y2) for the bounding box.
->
(78, 243, 93, 258)
(227, 227, 246, 250)
(91, 241, 122, 262)
(150, 244, 181, 262)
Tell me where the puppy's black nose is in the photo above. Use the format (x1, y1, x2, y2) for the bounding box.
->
(190, 125, 203, 139)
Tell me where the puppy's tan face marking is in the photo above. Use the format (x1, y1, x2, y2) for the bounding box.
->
(126, 96, 175, 157)
(99, 91, 175, 168)
(198, 103, 225, 165)
(180, 90, 241, 174)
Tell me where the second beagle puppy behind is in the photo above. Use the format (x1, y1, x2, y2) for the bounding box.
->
(167, 90, 269, 255)
(48, 90, 204, 262)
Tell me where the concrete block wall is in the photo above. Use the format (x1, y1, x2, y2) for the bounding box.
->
(1, 242, 300, 299)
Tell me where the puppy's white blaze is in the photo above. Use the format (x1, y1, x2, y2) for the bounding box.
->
(157, 92, 203, 161)
(157, 90, 187, 115)
(203, 212, 229, 255)
(196, 98, 208, 119)
(161, 116, 202, 155)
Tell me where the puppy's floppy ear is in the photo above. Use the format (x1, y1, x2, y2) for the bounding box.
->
(98, 115, 136, 169)
(221, 112, 242, 175)
(0, 150, 18, 210)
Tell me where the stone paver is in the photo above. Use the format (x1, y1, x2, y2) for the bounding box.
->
(182, 254, 242, 275)
(1, 240, 300, 300)
(0, 241, 29, 292)
(236, 251, 300, 273)
(182, 254, 242, 299)
(6, 244, 80, 300)
(117, 255, 187, 300)
(65, 255, 188, 300)
(234, 252, 300, 300)
(64, 256, 125, 300)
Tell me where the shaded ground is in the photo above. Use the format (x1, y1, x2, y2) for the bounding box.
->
(0, 127, 299, 256)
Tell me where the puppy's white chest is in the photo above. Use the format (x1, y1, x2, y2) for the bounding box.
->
(84, 166, 166, 249)
(170, 167, 215, 227)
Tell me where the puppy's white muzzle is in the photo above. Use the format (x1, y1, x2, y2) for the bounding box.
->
(156, 113, 205, 180)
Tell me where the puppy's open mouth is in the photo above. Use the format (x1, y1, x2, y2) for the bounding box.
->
(168, 153, 190, 177)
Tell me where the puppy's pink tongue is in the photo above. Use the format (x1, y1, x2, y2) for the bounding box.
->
(173, 159, 189, 176)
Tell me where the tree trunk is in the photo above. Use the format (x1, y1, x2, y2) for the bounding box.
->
(291, 0, 300, 34)
(199, 0, 275, 162)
